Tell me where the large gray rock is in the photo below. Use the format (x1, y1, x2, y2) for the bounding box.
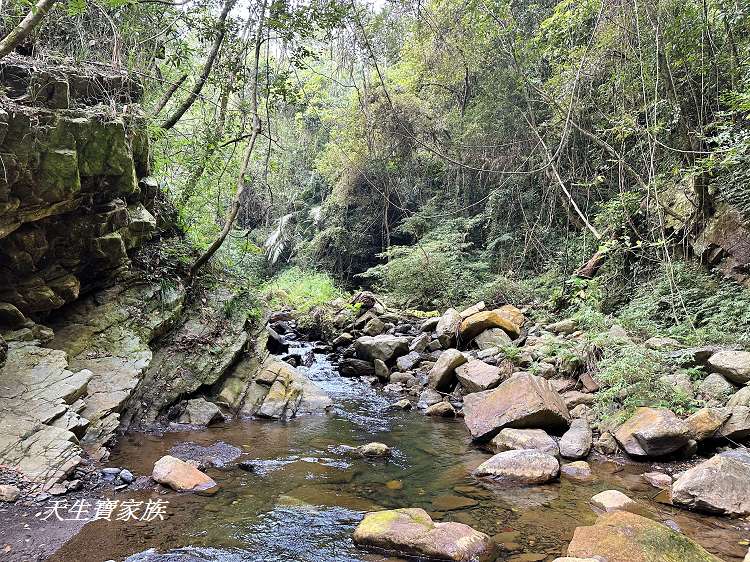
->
(455, 359, 503, 393)
(396, 351, 421, 372)
(178, 398, 224, 426)
(708, 350, 750, 384)
(428, 349, 467, 390)
(463, 373, 570, 441)
(715, 405, 750, 440)
(698, 372, 736, 403)
(353, 508, 492, 562)
(672, 453, 750, 516)
(339, 358, 376, 377)
(613, 407, 690, 457)
(488, 428, 558, 456)
(435, 309, 462, 348)
(355, 335, 409, 363)
(559, 418, 592, 459)
(473, 328, 511, 351)
(473, 449, 559, 484)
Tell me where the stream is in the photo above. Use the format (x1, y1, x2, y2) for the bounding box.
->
(48, 342, 748, 562)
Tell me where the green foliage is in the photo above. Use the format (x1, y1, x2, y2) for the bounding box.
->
(263, 266, 345, 314)
(357, 222, 491, 310)
(593, 341, 699, 426)
(617, 262, 750, 345)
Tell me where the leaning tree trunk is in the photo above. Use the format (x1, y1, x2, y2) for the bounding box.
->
(189, 0, 267, 278)
(0, 0, 57, 59)
(160, 0, 235, 130)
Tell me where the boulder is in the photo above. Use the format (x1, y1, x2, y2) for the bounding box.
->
(463, 373, 570, 441)
(560, 461, 593, 481)
(352, 508, 492, 562)
(488, 428, 558, 457)
(562, 390, 595, 409)
(642, 471, 672, 490)
(698, 373, 735, 403)
(0, 484, 20, 502)
(177, 398, 224, 426)
(672, 453, 750, 516)
(547, 319, 578, 335)
(425, 401, 456, 417)
(392, 399, 412, 410)
(409, 333, 430, 353)
(594, 432, 619, 455)
(363, 317, 386, 336)
(644, 336, 681, 351)
(459, 306, 523, 341)
(473, 328, 511, 350)
(417, 388, 443, 410)
(355, 335, 409, 363)
(715, 405, 750, 440)
(396, 351, 421, 372)
(613, 407, 690, 457)
(420, 317, 440, 332)
(358, 442, 391, 458)
(728, 385, 750, 407)
(707, 350, 750, 384)
(459, 301, 486, 318)
(685, 407, 731, 441)
(339, 358, 376, 378)
(455, 359, 503, 394)
(473, 449, 559, 484)
(374, 359, 390, 380)
(151, 455, 217, 492)
(559, 419, 592, 459)
(435, 308, 462, 348)
(428, 349, 468, 390)
(567, 511, 722, 562)
(590, 490, 637, 513)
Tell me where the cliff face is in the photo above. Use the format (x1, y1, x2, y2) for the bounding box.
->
(0, 57, 163, 488)
(0, 55, 155, 319)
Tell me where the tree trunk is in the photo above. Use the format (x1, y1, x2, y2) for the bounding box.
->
(0, 0, 57, 60)
(189, 0, 267, 278)
(160, 0, 235, 130)
(153, 72, 188, 116)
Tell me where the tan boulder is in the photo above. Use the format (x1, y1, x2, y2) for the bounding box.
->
(728, 385, 750, 407)
(425, 401, 456, 417)
(459, 301, 485, 319)
(613, 407, 690, 457)
(685, 407, 731, 441)
(152, 455, 217, 492)
(435, 308, 462, 348)
(428, 349, 468, 390)
(463, 373, 570, 441)
(560, 460, 593, 481)
(716, 405, 750, 440)
(455, 359, 503, 393)
(473, 449, 559, 484)
(352, 508, 492, 561)
(566, 511, 722, 562)
(459, 305, 524, 341)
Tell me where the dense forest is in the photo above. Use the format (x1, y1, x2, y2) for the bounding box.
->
(2, 0, 750, 560)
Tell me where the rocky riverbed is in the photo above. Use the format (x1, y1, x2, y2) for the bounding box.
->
(2, 292, 750, 561)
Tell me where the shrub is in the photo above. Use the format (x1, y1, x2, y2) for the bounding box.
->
(263, 267, 346, 314)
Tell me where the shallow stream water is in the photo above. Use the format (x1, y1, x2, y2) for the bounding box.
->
(49, 343, 749, 562)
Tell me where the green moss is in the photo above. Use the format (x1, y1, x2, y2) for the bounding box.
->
(37, 149, 80, 203)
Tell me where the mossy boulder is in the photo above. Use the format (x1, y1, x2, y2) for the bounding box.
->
(567, 511, 722, 562)
(353, 507, 492, 561)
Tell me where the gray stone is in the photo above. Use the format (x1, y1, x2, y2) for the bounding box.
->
(417, 388, 443, 410)
(355, 335, 409, 363)
(698, 372, 736, 403)
(728, 385, 750, 407)
(546, 319, 577, 335)
(374, 359, 390, 381)
(409, 333, 430, 353)
(488, 428, 558, 456)
(455, 359, 503, 394)
(559, 418, 592, 459)
(614, 407, 690, 457)
(396, 351, 421, 372)
(178, 398, 224, 426)
(708, 350, 750, 384)
(672, 453, 750, 516)
(435, 309, 462, 348)
(473, 450, 559, 484)
(473, 328, 511, 351)
(0, 484, 20, 502)
(590, 490, 637, 513)
(716, 405, 750, 440)
(425, 401, 456, 417)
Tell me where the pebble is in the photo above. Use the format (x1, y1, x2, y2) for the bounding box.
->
(119, 469, 134, 483)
